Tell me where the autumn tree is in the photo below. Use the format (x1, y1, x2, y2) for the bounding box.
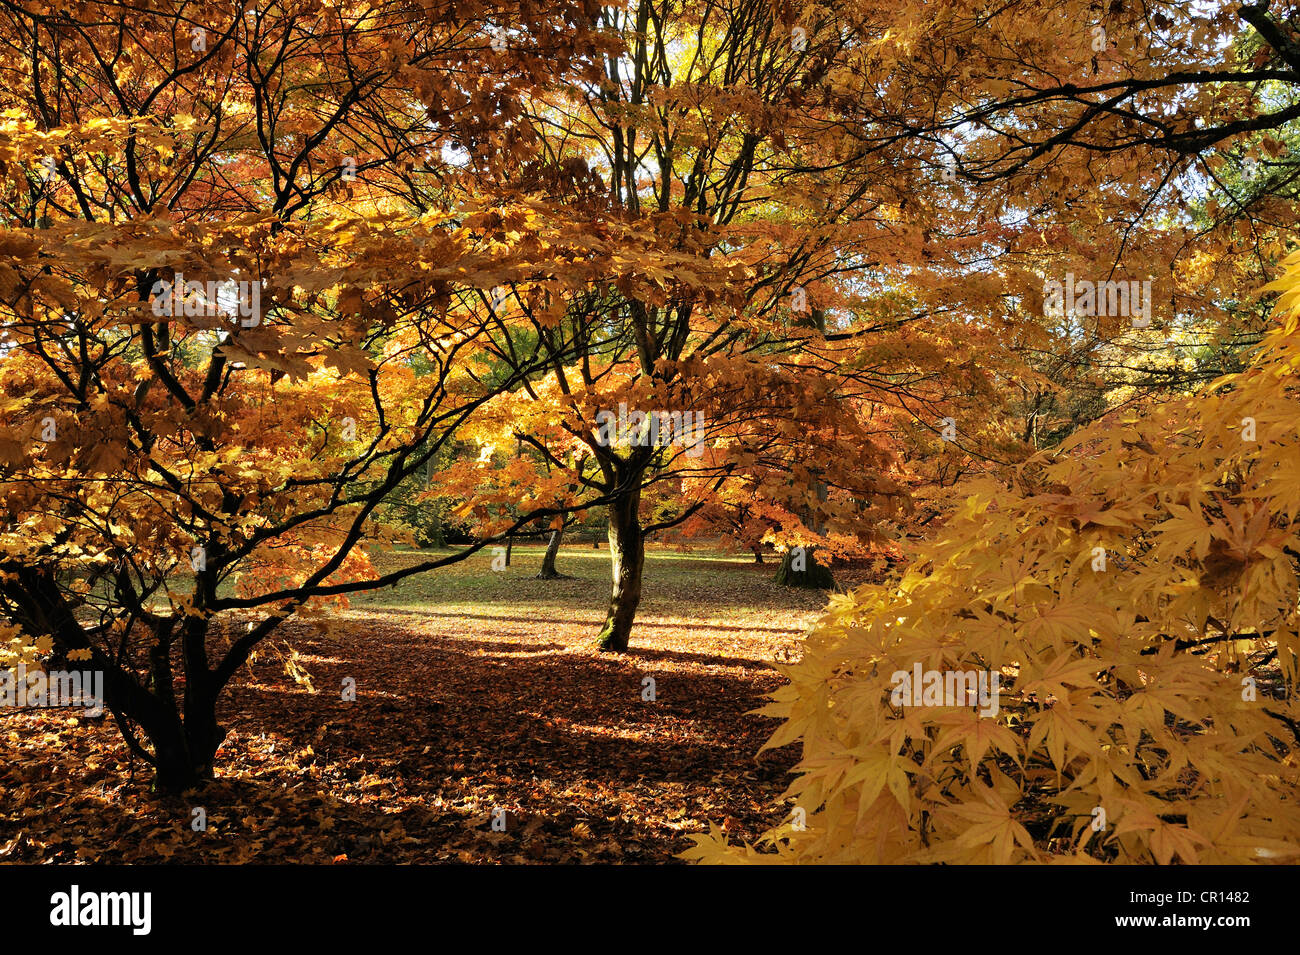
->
(690, 254, 1300, 864)
(686, 0, 1300, 864)
(0, 0, 617, 790)
(851, 0, 1300, 435)
(431, 0, 1027, 649)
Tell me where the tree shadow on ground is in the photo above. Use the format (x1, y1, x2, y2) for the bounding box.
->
(0, 612, 800, 863)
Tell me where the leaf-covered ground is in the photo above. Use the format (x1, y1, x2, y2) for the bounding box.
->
(0, 544, 866, 863)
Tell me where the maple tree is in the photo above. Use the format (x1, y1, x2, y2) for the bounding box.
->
(674, 0, 1300, 866)
(429, 0, 1029, 650)
(689, 253, 1300, 863)
(0, 0, 1296, 882)
(0, 0, 622, 790)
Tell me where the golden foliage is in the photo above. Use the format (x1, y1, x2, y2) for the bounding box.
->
(687, 254, 1300, 864)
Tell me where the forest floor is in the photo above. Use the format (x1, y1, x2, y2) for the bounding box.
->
(0, 543, 871, 863)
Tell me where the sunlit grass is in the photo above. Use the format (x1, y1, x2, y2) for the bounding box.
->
(352, 542, 831, 631)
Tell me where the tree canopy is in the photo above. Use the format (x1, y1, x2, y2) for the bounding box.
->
(0, 0, 1298, 868)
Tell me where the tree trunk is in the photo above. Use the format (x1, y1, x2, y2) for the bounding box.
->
(505, 534, 513, 567)
(752, 544, 764, 564)
(595, 490, 643, 652)
(140, 632, 227, 794)
(537, 525, 566, 579)
(775, 545, 835, 588)
(776, 481, 834, 588)
(150, 709, 223, 794)
(10, 565, 224, 793)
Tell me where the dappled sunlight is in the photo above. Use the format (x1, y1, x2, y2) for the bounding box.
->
(0, 548, 805, 862)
